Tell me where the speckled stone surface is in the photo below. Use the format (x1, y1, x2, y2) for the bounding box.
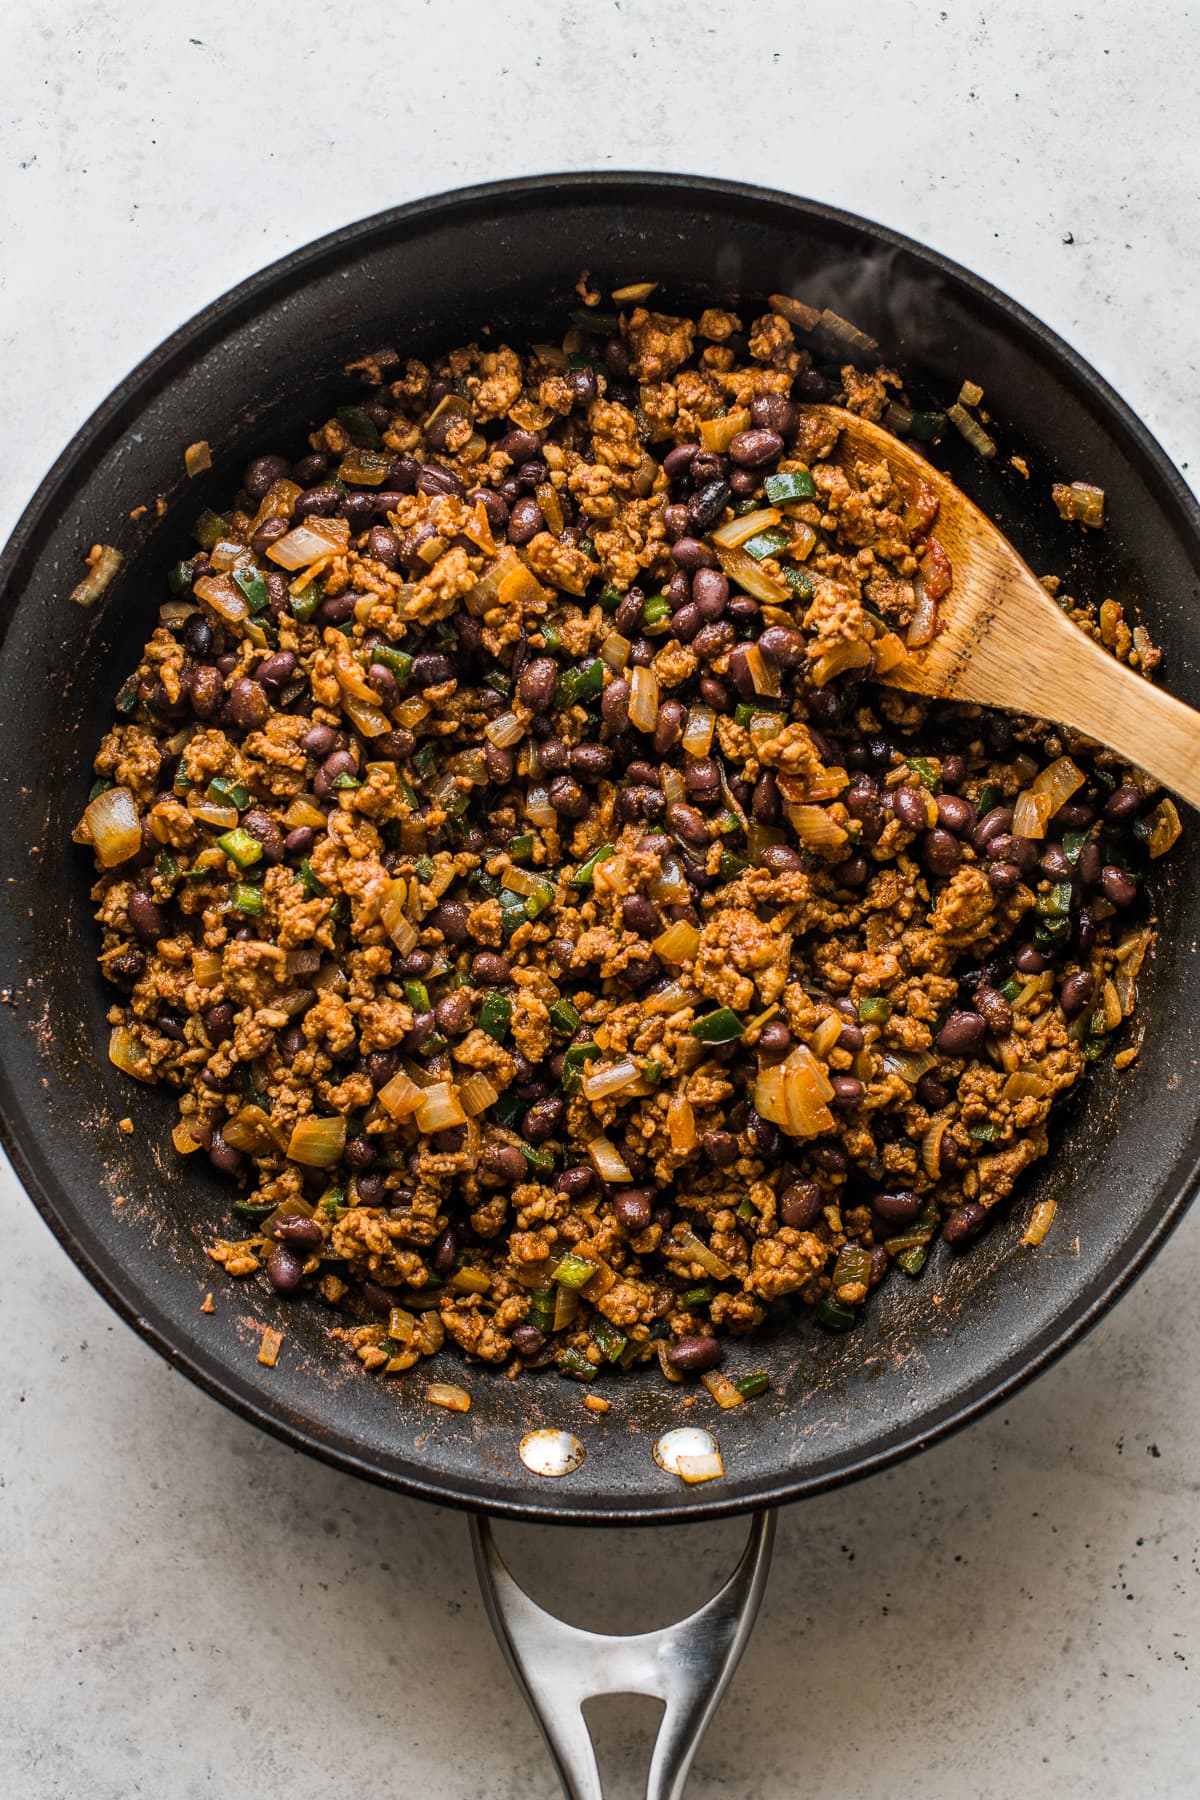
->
(1, 4, 1198, 1795)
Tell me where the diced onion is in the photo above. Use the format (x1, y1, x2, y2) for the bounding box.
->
(667, 1095, 696, 1153)
(582, 1058, 641, 1101)
(599, 631, 631, 672)
(1032, 755, 1085, 807)
(1022, 1199, 1057, 1247)
(808, 1013, 844, 1059)
(789, 521, 817, 562)
(701, 1371, 745, 1410)
(70, 543, 124, 608)
(653, 920, 700, 963)
(486, 710, 524, 748)
(526, 784, 557, 827)
(450, 1265, 491, 1294)
(699, 408, 751, 453)
(808, 638, 873, 686)
(83, 786, 142, 867)
(1051, 482, 1105, 528)
(283, 796, 327, 831)
(920, 1120, 946, 1180)
(741, 643, 781, 698)
(587, 1135, 632, 1183)
(379, 878, 419, 955)
(769, 292, 822, 331)
(426, 1382, 471, 1413)
(1003, 1071, 1050, 1101)
(502, 864, 542, 899)
(466, 547, 522, 615)
(681, 704, 715, 758)
(947, 401, 996, 459)
(343, 694, 391, 738)
(1012, 788, 1054, 840)
(711, 505, 782, 550)
(222, 1105, 278, 1155)
(629, 664, 659, 732)
(818, 307, 878, 353)
(172, 1120, 204, 1155)
(1146, 798, 1181, 859)
(713, 544, 791, 605)
(787, 803, 847, 856)
(907, 582, 938, 647)
(874, 631, 909, 672)
(209, 539, 247, 573)
(189, 797, 240, 830)
(458, 1074, 500, 1117)
(656, 1341, 684, 1383)
(287, 1116, 347, 1167)
(267, 519, 349, 570)
(414, 1082, 468, 1133)
(193, 574, 248, 625)
(648, 856, 690, 905)
(673, 1226, 732, 1280)
(247, 479, 301, 536)
(378, 1068, 425, 1119)
(754, 1045, 834, 1139)
(881, 1048, 937, 1084)
(641, 979, 697, 1017)
(395, 697, 430, 728)
(659, 767, 686, 806)
(108, 1024, 154, 1082)
(192, 949, 222, 987)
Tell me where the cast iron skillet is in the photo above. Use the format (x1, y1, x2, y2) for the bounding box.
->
(2, 174, 1198, 1541)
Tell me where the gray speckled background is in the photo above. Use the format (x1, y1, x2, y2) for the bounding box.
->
(2, 3, 1198, 1794)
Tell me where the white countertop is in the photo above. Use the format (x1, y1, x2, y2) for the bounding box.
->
(2, 3, 1198, 1794)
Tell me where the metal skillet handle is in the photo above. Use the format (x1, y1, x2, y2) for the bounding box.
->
(471, 1509, 775, 1800)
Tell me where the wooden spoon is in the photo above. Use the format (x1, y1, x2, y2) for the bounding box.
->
(806, 404, 1200, 810)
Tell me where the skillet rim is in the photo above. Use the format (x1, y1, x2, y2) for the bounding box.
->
(2, 170, 1198, 1525)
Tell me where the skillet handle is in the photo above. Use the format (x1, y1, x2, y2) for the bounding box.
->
(471, 1508, 775, 1800)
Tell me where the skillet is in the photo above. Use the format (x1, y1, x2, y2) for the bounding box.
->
(1, 174, 1198, 1795)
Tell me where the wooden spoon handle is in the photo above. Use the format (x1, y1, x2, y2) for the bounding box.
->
(970, 614, 1200, 812)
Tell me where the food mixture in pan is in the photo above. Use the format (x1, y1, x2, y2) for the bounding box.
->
(77, 287, 1181, 1403)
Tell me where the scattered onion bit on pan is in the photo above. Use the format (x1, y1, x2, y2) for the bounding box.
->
(611, 280, 657, 305)
(1051, 480, 1105, 528)
(184, 439, 213, 478)
(258, 1327, 283, 1368)
(1022, 1199, 1058, 1247)
(426, 1382, 471, 1413)
(957, 379, 985, 408)
(947, 400, 997, 459)
(70, 542, 123, 608)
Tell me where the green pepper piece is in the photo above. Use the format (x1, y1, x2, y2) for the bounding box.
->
(168, 558, 195, 596)
(968, 1122, 998, 1143)
(718, 850, 748, 881)
(327, 895, 351, 926)
(298, 859, 326, 897)
(908, 411, 947, 442)
(548, 999, 581, 1036)
(194, 508, 226, 551)
(743, 526, 791, 561)
(518, 1141, 556, 1174)
(689, 1008, 744, 1044)
(552, 1251, 598, 1289)
(734, 702, 758, 728)
(998, 975, 1023, 1003)
(569, 844, 615, 887)
(413, 856, 434, 882)
(507, 833, 535, 863)
(1038, 881, 1074, 919)
(336, 404, 382, 450)
(857, 997, 891, 1025)
(88, 776, 114, 803)
(782, 565, 816, 600)
(331, 772, 362, 791)
(290, 583, 321, 623)
(562, 1041, 601, 1094)
(206, 775, 250, 811)
(976, 782, 1003, 818)
(641, 1059, 664, 1085)
(590, 1316, 628, 1363)
(370, 645, 413, 680)
(731, 497, 761, 518)
(895, 1244, 929, 1276)
(596, 581, 622, 614)
(815, 1297, 858, 1331)
(906, 757, 940, 791)
(478, 992, 512, 1043)
(230, 882, 264, 916)
(232, 1199, 278, 1224)
(641, 594, 672, 631)
(217, 828, 263, 869)
(680, 1283, 715, 1308)
(569, 308, 620, 335)
(524, 879, 555, 921)
(735, 1371, 771, 1400)
(411, 743, 437, 780)
(1061, 828, 1088, 864)
(764, 469, 817, 503)
(403, 979, 430, 1013)
(115, 676, 140, 716)
(555, 660, 605, 708)
(154, 849, 181, 891)
(233, 566, 270, 613)
(541, 622, 563, 654)
(558, 1346, 599, 1381)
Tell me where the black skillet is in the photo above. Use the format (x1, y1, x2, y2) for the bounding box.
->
(2, 175, 1198, 1795)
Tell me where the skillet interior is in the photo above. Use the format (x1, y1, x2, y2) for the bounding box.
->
(1, 173, 1198, 1524)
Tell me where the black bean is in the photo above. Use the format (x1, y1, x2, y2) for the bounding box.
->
(749, 393, 798, 437)
(482, 1144, 527, 1183)
(892, 784, 931, 830)
(469, 489, 509, 536)
(729, 428, 784, 468)
(683, 757, 720, 801)
(518, 1097, 561, 1144)
(671, 536, 718, 572)
(480, 743, 513, 786)
(366, 525, 401, 568)
(975, 986, 1014, 1035)
(511, 1323, 546, 1359)
(154, 1009, 184, 1042)
(243, 454, 290, 500)
(780, 1181, 823, 1230)
(354, 1172, 388, 1206)
(398, 949, 433, 978)
(689, 452, 727, 487)
(465, 953, 506, 989)
(760, 843, 805, 874)
(936, 794, 975, 834)
(625, 760, 661, 788)
(612, 1188, 653, 1233)
(702, 1130, 738, 1168)
(1074, 907, 1097, 956)
(411, 652, 454, 687)
(834, 1021, 863, 1054)
(270, 1213, 323, 1251)
(662, 502, 690, 542)
(666, 802, 708, 845)
(667, 1335, 723, 1374)
(828, 1074, 862, 1109)
(609, 595, 641, 642)
(189, 665, 224, 719)
(321, 749, 358, 785)
(1037, 843, 1073, 881)
(915, 1072, 950, 1109)
(364, 1049, 401, 1090)
(430, 900, 471, 944)
(688, 570, 727, 623)
(650, 699, 684, 754)
(128, 889, 168, 944)
(1104, 782, 1142, 821)
(251, 515, 289, 558)
(594, 677, 630, 731)
(293, 485, 341, 520)
(1101, 865, 1137, 907)
(973, 805, 1014, 851)
(936, 1010, 988, 1054)
(284, 825, 315, 858)
(1060, 969, 1096, 1018)
(278, 1025, 305, 1065)
(226, 677, 270, 730)
(506, 496, 543, 545)
(924, 828, 962, 879)
(571, 743, 614, 779)
(183, 613, 214, 658)
(728, 465, 759, 499)
(1053, 800, 1095, 830)
(728, 596, 762, 628)
(811, 1140, 848, 1174)
(516, 657, 556, 712)
(1014, 943, 1048, 974)
(747, 771, 779, 826)
(532, 740, 566, 779)
(301, 724, 336, 760)
(291, 453, 328, 486)
(546, 774, 586, 818)
(555, 1165, 595, 1200)
(254, 650, 296, 691)
(417, 463, 465, 499)
(758, 1020, 793, 1063)
(497, 428, 542, 463)
(757, 625, 805, 668)
(620, 894, 659, 936)
(242, 807, 284, 866)
(435, 991, 472, 1037)
(943, 1202, 987, 1246)
(207, 1128, 243, 1176)
(839, 855, 871, 888)
(663, 443, 700, 479)
(987, 861, 1021, 894)
(314, 593, 355, 627)
(686, 480, 731, 534)
(265, 1245, 304, 1293)
(873, 1189, 923, 1226)
(1077, 840, 1102, 886)
(748, 1110, 781, 1157)
(343, 1135, 376, 1174)
(109, 947, 145, 984)
(670, 602, 701, 643)
(341, 491, 374, 528)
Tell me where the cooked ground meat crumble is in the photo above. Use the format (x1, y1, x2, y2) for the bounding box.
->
(76, 292, 1180, 1395)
